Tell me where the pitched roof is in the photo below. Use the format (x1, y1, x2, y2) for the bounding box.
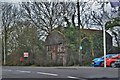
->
(45, 30, 66, 45)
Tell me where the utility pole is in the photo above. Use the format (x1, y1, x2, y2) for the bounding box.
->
(77, 0, 81, 65)
(77, 0, 80, 27)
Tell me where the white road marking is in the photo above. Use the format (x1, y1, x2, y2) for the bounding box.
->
(67, 76, 79, 79)
(37, 72, 58, 76)
(16, 70, 31, 73)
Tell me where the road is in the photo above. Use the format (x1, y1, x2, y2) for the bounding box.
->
(2, 66, 120, 80)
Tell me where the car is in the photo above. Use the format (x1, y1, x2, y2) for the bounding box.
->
(92, 54, 116, 67)
(101, 54, 120, 67)
(114, 58, 120, 68)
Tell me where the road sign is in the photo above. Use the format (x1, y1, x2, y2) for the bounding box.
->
(24, 52, 28, 57)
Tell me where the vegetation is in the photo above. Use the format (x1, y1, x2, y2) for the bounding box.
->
(105, 7, 120, 51)
(0, 37, 2, 65)
(58, 27, 105, 66)
(105, 17, 120, 49)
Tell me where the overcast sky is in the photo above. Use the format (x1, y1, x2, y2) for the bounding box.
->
(0, 0, 111, 3)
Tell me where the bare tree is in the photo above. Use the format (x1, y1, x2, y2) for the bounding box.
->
(90, 1, 111, 29)
(1, 3, 18, 64)
(21, 2, 64, 39)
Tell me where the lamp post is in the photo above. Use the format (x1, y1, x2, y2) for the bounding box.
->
(103, 22, 106, 68)
(103, 0, 107, 68)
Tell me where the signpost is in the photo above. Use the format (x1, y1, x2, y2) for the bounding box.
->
(20, 57, 24, 62)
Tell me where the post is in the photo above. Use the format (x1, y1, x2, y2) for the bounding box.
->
(103, 22, 106, 68)
(103, 0, 106, 68)
(3, 26, 6, 65)
(4, 44, 6, 65)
